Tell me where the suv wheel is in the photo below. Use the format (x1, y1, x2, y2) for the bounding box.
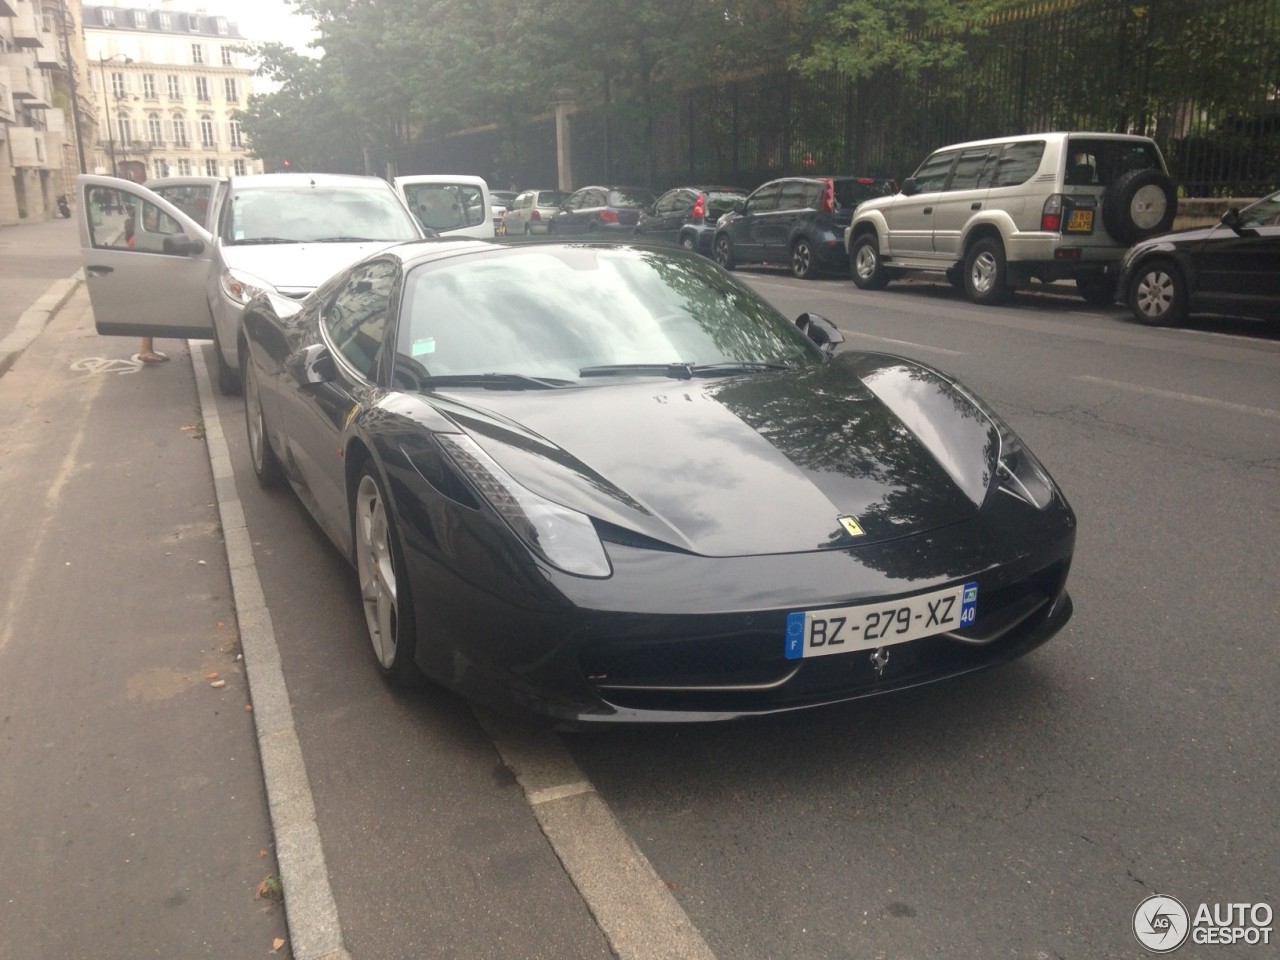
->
(1102, 169, 1177, 245)
(1127, 258, 1186, 326)
(791, 238, 817, 280)
(1076, 275, 1116, 306)
(964, 237, 1010, 305)
(714, 234, 736, 270)
(850, 234, 889, 290)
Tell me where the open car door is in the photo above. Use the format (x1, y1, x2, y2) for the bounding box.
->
(77, 174, 215, 340)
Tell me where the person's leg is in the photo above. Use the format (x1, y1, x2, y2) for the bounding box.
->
(138, 337, 169, 363)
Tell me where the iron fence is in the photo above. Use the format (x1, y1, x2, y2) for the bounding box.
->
(419, 0, 1280, 198)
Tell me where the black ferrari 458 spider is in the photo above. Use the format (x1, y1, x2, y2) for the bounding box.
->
(240, 240, 1075, 724)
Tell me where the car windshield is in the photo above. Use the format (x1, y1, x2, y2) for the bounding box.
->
(1239, 191, 1280, 228)
(1064, 138, 1164, 187)
(397, 246, 824, 383)
(401, 183, 487, 231)
(224, 185, 419, 243)
(536, 190, 569, 206)
(834, 179, 894, 208)
(608, 189, 656, 208)
(705, 190, 747, 217)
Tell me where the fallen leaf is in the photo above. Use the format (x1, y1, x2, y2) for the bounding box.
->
(205, 672, 220, 680)
(259, 848, 269, 858)
(271, 937, 286, 952)
(244, 704, 254, 712)
(210, 679, 226, 689)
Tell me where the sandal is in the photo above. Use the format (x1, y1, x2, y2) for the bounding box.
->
(137, 351, 170, 364)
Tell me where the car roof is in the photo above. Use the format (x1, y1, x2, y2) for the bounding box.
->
(931, 131, 1156, 153)
(394, 174, 489, 187)
(229, 173, 397, 190)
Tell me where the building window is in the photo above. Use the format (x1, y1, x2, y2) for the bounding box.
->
(215, 17, 228, 35)
(233, 158, 247, 176)
(111, 72, 126, 99)
(199, 114, 216, 147)
(195, 77, 210, 101)
(177, 158, 191, 176)
(142, 74, 157, 99)
(159, 11, 172, 30)
(116, 112, 132, 146)
(223, 78, 238, 102)
(101, 8, 115, 25)
(155, 159, 170, 178)
(228, 119, 243, 148)
(147, 113, 163, 145)
(205, 159, 219, 176)
(221, 46, 234, 66)
(191, 43, 204, 64)
(133, 10, 147, 28)
(167, 74, 181, 99)
(172, 113, 188, 146)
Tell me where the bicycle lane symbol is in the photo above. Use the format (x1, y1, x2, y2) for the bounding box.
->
(70, 357, 144, 376)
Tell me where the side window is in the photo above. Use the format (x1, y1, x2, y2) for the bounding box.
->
(778, 181, 809, 211)
(85, 185, 184, 254)
(590, 190, 608, 207)
(911, 152, 956, 193)
(654, 190, 679, 216)
(947, 148, 997, 191)
(567, 190, 586, 210)
(323, 261, 398, 379)
(747, 184, 782, 214)
(991, 141, 1046, 188)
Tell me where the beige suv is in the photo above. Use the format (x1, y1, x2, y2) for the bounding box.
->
(846, 132, 1177, 305)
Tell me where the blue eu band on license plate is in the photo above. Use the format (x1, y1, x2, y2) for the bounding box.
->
(784, 581, 978, 660)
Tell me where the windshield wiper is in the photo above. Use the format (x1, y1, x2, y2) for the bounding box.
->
(311, 236, 383, 242)
(418, 372, 572, 391)
(230, 236, 299, 245)
(689, 362, 791, 376)
(579, 361, 791, 379)
(579, 363, 696, 379)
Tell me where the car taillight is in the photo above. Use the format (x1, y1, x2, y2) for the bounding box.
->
(1041, 194, 1064, 232)
(530, 209, 540, 221)
(821, 178, 835, 213)
(691, 192, 706, 221)
(599, 209, 619, 224)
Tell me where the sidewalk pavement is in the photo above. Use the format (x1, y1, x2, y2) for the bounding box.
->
(0, 284, 291, 958)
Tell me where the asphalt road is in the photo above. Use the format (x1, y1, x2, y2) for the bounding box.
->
(212, 266, 1277, 958)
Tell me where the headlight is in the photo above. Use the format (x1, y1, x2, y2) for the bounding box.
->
(436, 434, 612, 578)
(995, 422, 1054, 510)
(220, 268, 276, 305)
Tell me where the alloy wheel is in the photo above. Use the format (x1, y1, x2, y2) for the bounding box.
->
(970, 251, 999, 294)
(1134, 268, 1175, 321)
(355, 474, 398, 669)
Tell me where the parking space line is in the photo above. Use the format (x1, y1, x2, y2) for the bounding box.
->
(476, 710, 720, 960)
(1075, 375, 1280, 421)
(191, 342, 352, 960)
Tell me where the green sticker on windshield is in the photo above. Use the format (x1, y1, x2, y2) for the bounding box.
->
(411, 337, 435, 357)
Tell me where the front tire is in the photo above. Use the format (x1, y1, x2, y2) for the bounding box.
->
(849, 233, 890, 290)
(353, 467, 419, 686)
(714, 234, 736, 270)
(1127, 258, 1187, 326)
(964, 237, 1011, 305)
(242, 351, 283, 488)
(211, 320, 242, 395)
(791, 238, 818, 280)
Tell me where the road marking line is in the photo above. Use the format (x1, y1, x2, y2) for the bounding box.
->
(840, 329, 967, 356)
(476, 710, 720, 960)
(1076, 375, 1280, 421)
(192, 343, 352, 960)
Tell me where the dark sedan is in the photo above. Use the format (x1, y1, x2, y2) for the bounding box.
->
(1119, 189, 1280, 325)
(633, 185, 748, 255)
(240, 241, 1075, 725)
(547, 185, 656, 236)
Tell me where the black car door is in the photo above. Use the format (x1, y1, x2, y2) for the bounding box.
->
(282, 259, 399, 543)
(730, 182, 782, 261)
(1194, 200, 1280, 318)
(758, 180, 810, 260)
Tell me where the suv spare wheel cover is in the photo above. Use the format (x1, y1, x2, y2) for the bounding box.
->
(1102, 168, 1177, 244)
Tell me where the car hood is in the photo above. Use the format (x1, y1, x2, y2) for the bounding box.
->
(422, 353, 1001, 558)
(220, 240, 401, 294)
(1128, 222, 1225, 252)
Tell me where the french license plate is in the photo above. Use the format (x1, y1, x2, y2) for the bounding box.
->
(1065, 208, 1094, 233)
(784, 582, 977, 660)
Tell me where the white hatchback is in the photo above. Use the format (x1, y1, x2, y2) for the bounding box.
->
(393, 174, 495, 239)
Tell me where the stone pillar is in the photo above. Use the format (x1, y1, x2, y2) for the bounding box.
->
(552, 87, 575, 193)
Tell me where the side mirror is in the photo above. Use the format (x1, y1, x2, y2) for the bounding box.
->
(1220, 207, 1242, 231)
(899, 177, 919, 197)
(163, 234, 204, 256)
(732, 200, 746, 215)
(795, 312, 844, 356)
(286, 343, 337, 387)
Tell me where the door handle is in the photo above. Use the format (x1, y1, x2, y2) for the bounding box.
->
(922, 207, 933, 215)
(86, 265, 114, 276)
(971, 202, 983, 210)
